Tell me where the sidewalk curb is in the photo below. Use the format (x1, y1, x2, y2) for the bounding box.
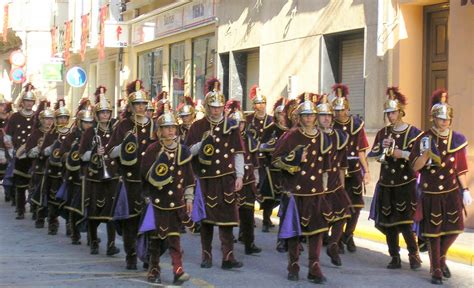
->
(254, 203, 473, 266)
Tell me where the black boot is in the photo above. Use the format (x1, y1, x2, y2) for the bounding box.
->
(106, 242, 120, 256)
(245, 243, 262, 255)
(287, 272, 299, 281)
(15, 213, 25, 220)
(442, 265, 451, 278)
(147, 268, 161, 284)
(35, 220, 45, 229)
(276, 239, 288, 253)
(409, 253, 422, 270)
(344, 234, 357, 252)
(327, 243, 342, 266)
(387, 256, 401, 269)
(126, 255, 137, 270)
(173, 272, 190, 285)
(431, 269, 443, 285)
(221, 260, 243, 270)
(200, 259, 212, 268)
(308, 273, 327, 284)
(90, 241, 99, 255)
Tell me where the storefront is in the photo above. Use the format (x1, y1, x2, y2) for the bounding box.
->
(129, 0, 216, 107)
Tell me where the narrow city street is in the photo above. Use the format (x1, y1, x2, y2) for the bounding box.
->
(1, 201, 472, 287)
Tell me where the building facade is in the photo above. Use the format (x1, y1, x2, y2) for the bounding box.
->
(215, 0, 474, 226)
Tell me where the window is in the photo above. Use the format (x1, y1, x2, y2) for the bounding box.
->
(192, 35, 216, 102)
(170, 42, 185, 107)
(138, 48, 163, 99)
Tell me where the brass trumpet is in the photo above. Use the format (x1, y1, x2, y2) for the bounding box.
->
(93, 129, 111, 180)
(378, 134, 395, 164)
(420, 135, 435, 168)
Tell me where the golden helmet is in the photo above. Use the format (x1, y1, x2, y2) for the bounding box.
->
(225, 99, 246, 124)
(94, 86, 112, 112)
(39, 108, 55, 119)
(316, 94, 333, 115)
(54, 99, 70, 118)
(383, 87, 406, 114)
(146, 100, 156, 112)
(273, 97, 286, 115)
(157, 102, 178, 126)
(430, 89, 453, 120)
(77, 109, 95, 122)
(204, 78, 225, 108)
(331, 83, 350, 111)
(127, 80, 149, 103)
(249, 85, 266, 104)
(20, 83, 36, 102)
(177, 96, 195, 117)
(297, 93, 318, 115)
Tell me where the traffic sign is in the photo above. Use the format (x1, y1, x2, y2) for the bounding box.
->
(10, 68, 26, 83)
(66, 66, 87, 88)
(9, 50, 26, 66)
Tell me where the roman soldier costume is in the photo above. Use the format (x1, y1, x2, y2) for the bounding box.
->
(140, 107, 194, 285)
(185, 78, 245, 270)
(106, 80, 153, 270)
(245, 85, 274, 232)
(0, 94, 14, 202)
(368, 87, 422, 270)
(226, 99, 262, 255)
(409, 89, 472, 284)
(332, 83, 370, 252)
(27, 101, 54, 226)
(5, 83, 36, 219)
(272, 95, 331, 284)
(314, 94, 351, 267)
(80, 86, 120, 256)
(177, 95, 196, 143)
(60, 102, 94, 245)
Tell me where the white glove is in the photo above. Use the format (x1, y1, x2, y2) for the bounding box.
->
(463, 189, 472, 206)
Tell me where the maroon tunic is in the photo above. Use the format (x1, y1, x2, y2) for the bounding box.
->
(185, 116, 244, 226)
(5, 110, 34, 149)
(106, 117, 153, 218)
(333, 116, 369, 208)
(80, 124, 119, 221)
(237, 130, 259, 208)
(324, 128, 351, 223)
(141, 141, 195, 238)
(410, 129, 468, 238)
(272, 128, 331, 236)
(259, 122, 289, 201)
(368, 124, 422, 231)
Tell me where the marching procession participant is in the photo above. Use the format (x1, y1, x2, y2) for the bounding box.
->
(177, 96, 196, 142)
(106, 80, 153, 270)
(27, 100, 54, 224)
(368, 87, 422, 270)
(79, 86, 120, 255)
(226, 99, 261, 255)
(0, 94, 13, 202)
(259, 97, 289, 251)
(145, 99, 156, 119)
(60, 99, 94, 245)
(5, 83, 36, 220)
(410, 89, 472, 284)
(315, 94, 351, 267)
(40, 99, 71, 234)
(140, 104, 194, 284)
(332, 83, 370, 253)
(246, 85, 274, 232)
(272, 94, 331, 284)
(185, 78, 245, 270)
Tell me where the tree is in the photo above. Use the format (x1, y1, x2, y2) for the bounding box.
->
(0, 29, 22, 54)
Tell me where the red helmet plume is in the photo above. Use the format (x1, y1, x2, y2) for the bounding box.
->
(386, 86, 407, 106)
(332, 83, 349, 98)
(205, 78, 221, 94)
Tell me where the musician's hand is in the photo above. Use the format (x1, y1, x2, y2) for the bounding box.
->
(186, 200, 193, 216)
(301, 149, 308, 163)
(235, 177, 243, 191)
(363, 171, 370, 185)
(392, 149, 404, 159)
(4, 141, 12, 150)
(97, 146, 105, 156)
(382, 138, 393, 148)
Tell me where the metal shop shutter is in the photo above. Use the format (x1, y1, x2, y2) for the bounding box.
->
(341, 37, 364, 119)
